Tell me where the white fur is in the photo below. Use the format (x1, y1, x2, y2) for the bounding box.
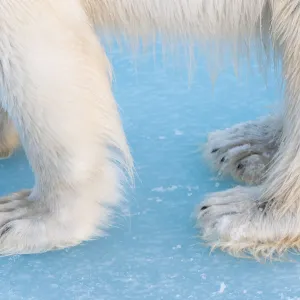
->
(0, 0, 133, 254)
(0, 0, 299, 259)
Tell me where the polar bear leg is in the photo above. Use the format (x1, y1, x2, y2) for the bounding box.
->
(0, 0, 132, 255)
(197, 1, 300, 259)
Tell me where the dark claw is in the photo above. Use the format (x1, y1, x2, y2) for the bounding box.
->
(220, 157, 225, 163)
(258, 199, 274, 212)
(0, 225, 11, 238)
(258, 202, 267, 210)
(201, 206, 209, 211)
(211, 148, 219, 153)
(257, 201, 269, 214)
(237, 163, 244, 170)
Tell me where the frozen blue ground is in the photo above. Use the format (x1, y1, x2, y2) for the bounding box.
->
(0, 41, 299, 300)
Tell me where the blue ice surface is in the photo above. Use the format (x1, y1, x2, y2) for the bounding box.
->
(0, 40, 299, 300)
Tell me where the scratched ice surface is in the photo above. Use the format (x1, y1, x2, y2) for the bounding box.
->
(0, 40, 299, 300)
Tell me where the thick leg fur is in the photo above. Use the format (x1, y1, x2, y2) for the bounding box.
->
(0, 0, 132, 255)
(197, 1, 300, 260)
